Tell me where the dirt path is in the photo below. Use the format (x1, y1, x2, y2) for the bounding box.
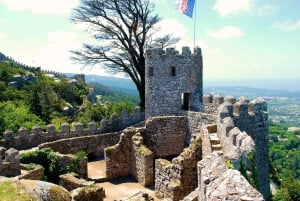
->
(88, 160, 159, 201)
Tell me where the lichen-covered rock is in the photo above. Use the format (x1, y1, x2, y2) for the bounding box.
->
(19, 179, 71, 201)
(71, 184, 105, 201)
(205, 169, 264, 201)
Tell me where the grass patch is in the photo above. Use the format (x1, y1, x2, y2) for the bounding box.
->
(0, 181, 37, 201)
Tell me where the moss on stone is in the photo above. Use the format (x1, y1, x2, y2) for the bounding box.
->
(225, 160, 234, 169)
(137, 145, 152, 156)
(73, 185, 105, 201)
(49, 185, 71, 201)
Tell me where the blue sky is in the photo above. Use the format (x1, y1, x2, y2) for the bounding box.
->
(0, 0, 299, 82)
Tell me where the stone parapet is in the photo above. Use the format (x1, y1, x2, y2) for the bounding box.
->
(0, 107, 144, 150)
(39, 131, 122, 156)
(217, 97, 270, 199)
(198, 153, 264, 201)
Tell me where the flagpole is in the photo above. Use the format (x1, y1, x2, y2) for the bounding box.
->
(193, 0, 197, 48)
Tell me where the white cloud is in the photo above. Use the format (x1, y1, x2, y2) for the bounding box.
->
(206, 26, 244, 40)
(213, 0, 255, 17)
(0, 33, 7, 40)
(0, 19, 7, 24)
(272, 19, 300, 31)
(48, 31, 76, 42)
(257, 4, 277, 16)
(0, 0, 79, 15)
(154, 19, 187, 38)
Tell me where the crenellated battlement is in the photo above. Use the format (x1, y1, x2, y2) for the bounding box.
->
(203, 93, 267, 116)
(0, 107, 145, 150)
(146, 46, 202, 59)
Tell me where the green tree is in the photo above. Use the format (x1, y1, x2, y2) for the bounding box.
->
(71, 0, 178, 109)
(273, 179, 300, 201)
(0, 101, 45, 134)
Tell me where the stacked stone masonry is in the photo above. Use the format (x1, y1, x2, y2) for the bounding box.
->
(145, 47, 203, 118)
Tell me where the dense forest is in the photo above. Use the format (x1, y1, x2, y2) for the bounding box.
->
(269, 122, 300, 200)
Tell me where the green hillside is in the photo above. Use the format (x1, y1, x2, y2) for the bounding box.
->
(0, 61, 138, 136)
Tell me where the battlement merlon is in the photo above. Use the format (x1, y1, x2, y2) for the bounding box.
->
(145, 46, 202, 59)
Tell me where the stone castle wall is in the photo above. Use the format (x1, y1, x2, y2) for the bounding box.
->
(104, 126, 154, 185)
(0, 107, 144, 150)
(145, 47, 203, 118)
(198, 153, 264, 201)
(155, 136, 202, 201)
(143, 116, 187, 157)
(217, 96, 270, 199)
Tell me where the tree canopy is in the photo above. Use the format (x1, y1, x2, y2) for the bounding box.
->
(71, 0, 178, 109)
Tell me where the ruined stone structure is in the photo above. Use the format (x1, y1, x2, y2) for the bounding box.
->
(145, 47, 203, 118)
(142, 47, 269, 200)
(0, 47, 270, 201)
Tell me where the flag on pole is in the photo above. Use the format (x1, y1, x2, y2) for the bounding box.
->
(178, 0, 195, 18)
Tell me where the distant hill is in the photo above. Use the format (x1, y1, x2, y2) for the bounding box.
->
(204, 86, 300, 99)
(66, 74, 138, 95)
(76, 74, 300, 99)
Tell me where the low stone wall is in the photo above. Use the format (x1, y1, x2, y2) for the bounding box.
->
(155, 136, 202, 201)
(39, 131, 122, 155)
(59, 173, 94, 191)
(19, 163, 44, 180)
(0, 107, 144, 150)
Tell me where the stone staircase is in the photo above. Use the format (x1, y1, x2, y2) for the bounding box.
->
(209, 133, 222, 153)
(201, 124, 223, 158)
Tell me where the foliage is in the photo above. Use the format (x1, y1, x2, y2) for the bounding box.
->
(71, 0, 179, 108)
(0, 61, 89, 133)
(273, 179, 300, 201)
(269, 122, 300, 179)
(0, 181, 37, 201)
(19, 148, 71, 184)
(91, 82, 139, 105)
(73, 150, 87, 169)
(0, 101, 45, 135)
(75, 101, 135, 127)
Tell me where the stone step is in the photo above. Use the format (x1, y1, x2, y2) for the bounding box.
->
(211, 144, 222, 151)
(209, 133, 220, 145)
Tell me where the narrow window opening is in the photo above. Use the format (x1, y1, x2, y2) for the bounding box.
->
(170, 66, 176, 76)
(181, 93, 191, 110)
(149, 67, 153, 76)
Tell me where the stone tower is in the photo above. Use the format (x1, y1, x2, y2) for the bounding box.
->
(145, 47, 203, 118)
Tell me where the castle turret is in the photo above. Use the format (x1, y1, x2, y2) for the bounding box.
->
(145, 47, 203, 118)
